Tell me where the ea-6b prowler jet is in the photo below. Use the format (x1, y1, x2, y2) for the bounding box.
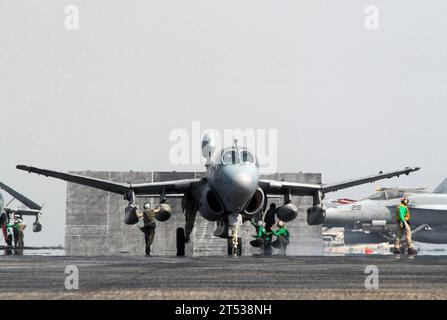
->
(16, 135, 419, 256)
(0, 181, 43, 252)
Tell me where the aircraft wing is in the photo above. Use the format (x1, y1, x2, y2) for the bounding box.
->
(386, 204, 447, 215)
(131, 179, 204, 195)
(322, 167, 420, 193)
(409, 205, 447, 211)
(258, 180, 321, 196)
(0, 180, 42, 210)
(3, 208, 40, 217)
(16, 165, 204, 196)
(385, 205, 447, 227)
(260, 167, 420, 196)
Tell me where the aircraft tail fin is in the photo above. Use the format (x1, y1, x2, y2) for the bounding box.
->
(433, 178, 447, 194)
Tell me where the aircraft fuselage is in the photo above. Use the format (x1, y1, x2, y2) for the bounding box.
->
(325, 193, 447, 228)
(208, 162, 259, 214)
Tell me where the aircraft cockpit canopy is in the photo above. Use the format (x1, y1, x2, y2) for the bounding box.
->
(365, 188, 425, 201)
(216, 147, 258, 167)
(365, 189, 403, 201)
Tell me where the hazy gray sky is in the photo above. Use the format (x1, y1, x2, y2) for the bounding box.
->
(1, 0, 446, 246)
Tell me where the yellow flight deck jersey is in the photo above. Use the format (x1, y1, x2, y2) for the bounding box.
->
(396, 204, 410, 222)
(143, 209, 156, 224)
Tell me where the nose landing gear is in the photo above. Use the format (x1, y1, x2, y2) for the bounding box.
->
(227, 236, 242, 257)
(228, 213, 243, 257)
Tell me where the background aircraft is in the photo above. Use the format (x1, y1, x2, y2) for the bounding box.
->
(323, 178, 447, 244)
(17, 136, 419, 256)
(0, 181, 43, 252)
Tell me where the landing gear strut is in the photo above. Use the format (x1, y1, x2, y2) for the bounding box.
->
(227, 237, 242, 256)
(228, 214, 243, 257)
(176, 227, 186, 256)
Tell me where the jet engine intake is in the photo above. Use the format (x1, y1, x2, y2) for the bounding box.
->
(307, 206, 326, 225)
(276, 203, 298, 222)
(243, 188, 265, 217)
(199, 187, 225, 221)
(155, 203, 172, 222)
(124, 205, 139, 225)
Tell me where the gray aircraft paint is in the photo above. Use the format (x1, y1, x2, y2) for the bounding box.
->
(434, 178, 447, 194)
(324, 179, 447, 243)
(207, 147, 260, 214)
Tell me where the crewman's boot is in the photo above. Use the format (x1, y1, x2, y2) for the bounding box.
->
(393, 248, 401, 259)
(408, 247, 417, 259)
(145, 247, 152, 257)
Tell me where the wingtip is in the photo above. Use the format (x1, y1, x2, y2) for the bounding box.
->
(404, 166, 420, 176)
(16, 165, 31, 170)
(16, 165, 32, 173)
(410, 167, 421, 173)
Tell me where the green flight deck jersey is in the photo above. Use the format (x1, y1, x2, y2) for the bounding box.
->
(396, 204, 410, 222)
(257, 226, 271, 241)
(272, 227, 290, 240)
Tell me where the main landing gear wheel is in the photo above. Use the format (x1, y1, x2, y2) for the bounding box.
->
(227, 237, 242, 257)
(176, 227, 185, 257)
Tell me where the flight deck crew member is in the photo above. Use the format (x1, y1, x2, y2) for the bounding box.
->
(394, 196, 416, 257)
(137, 203, 157, 257)
(264, 203, 277, 232)
(250, 221, 268, 247)
(2, 213, 13, 254)
(271, 220, 290, 256)
(250, 220, 272, 256)
(6, 216, 26, 255)
(4, 212, 25, 254)
(15, 217, 26, 251)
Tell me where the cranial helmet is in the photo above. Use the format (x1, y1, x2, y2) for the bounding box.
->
(278, 220, 285, 228)
(143, 203, 151, 210)
(257, 221, 264, 227)
(401, 196, 410, 204)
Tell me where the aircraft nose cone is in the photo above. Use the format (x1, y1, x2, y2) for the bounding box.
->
(232, 172, 253, 191)
(229, 170, 258, 211)
(214, 164, 259, 213)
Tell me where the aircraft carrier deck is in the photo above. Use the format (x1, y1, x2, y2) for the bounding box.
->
(1, 255, 447, 299)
